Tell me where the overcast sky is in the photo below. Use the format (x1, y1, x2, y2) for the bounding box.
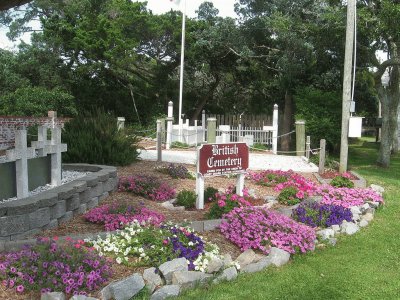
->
(0, 0, 237, 50)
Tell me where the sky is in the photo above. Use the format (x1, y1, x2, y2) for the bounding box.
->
(0, 0, 237, 51)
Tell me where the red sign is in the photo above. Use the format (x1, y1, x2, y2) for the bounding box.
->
(197, 143, 249, 176)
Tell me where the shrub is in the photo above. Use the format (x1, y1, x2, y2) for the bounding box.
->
(206, 186, 251, 219)
(293, 202, 353, 228)
(220, 206, 316, 254)
(316, 185, 384, 208)
(0, 237, 112, 296)
(204, 186, 219, 203)
(118, 175, 176, 201)
(277, 186, 303, 206)
(251, 143, 269, 151)
(176, 190, 196, 209)
(84, 202, 165, 231)
(62, 109, 139, 166)
(155, 163, 195, 179)
(89, 221, 221, 271)
(0, 87, 77, 117)
(171, 141, 190, 149)
(330, 175, 355, 188)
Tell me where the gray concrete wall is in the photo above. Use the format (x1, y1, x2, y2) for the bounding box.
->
(0, 164, 117, 245)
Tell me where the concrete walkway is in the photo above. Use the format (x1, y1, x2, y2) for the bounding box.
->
(139, 149, 318, 173)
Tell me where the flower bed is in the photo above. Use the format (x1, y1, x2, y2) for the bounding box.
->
(118, 175, 176, 201)
(293, 202, 353, 228)
(84, 202, 165, 231)
(155, 163, 195, 179)
(0, 237, 112, 296)
(88, 221, 220, 271)
(220, 206, 316, 254)
(315, 185, 384, 208)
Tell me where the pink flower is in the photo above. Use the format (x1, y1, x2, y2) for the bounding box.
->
(163, 239, 169, 245)
(16, 285, 24, 293)
(218, 200, 226, 207)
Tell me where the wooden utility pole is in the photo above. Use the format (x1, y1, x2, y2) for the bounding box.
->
(339, 0, 356, 173)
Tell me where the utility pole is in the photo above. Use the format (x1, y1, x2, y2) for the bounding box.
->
(339, 0, 356, 173)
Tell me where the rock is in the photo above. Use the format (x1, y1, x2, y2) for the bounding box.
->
(365, 208, 375, 215)
(70, 296, 98, 300)
(267, 247, 290, 267)
(143, 267, 163, 293)
(171, 271, 212, 289)
(253, 253, 267, 262)
(235, 249, 256, 268)
(264, 196, 276, 202)
(150, 285, 180, 300)
(369, 201, 381, 208)
(277, 207, 293, 217)
(159, 257, 188, 284)
(41, 292, 66, 300)
(248, 189, 257, 198)
(171, 206, 185, 211)
(341, 222, 360, 235)
(362, 213, 374, 222)
(213, 266, 238, 284)
(359, 219, 368, 227)
(222, 254, 233, 267)
(361, 203, 370, 212)
(160, 202, 174, 209)
(316, 243, 326, 249)
(352, 213, 360, 222)
(206, 257, 224, 273)
(350, 206, 362, 215)
(316, 229, 335, 240)
(370, 184, 384, 194)
(327, 238, 337, 246)
(331, 225, 340, 232)
(109, 273, 145, 300)
(240, 257, 272, 273)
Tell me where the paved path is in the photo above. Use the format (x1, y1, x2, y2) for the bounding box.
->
(139, 149, 318, 173)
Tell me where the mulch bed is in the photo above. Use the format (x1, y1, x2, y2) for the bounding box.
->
(319, 170, 358, 180)
(2, 159, 319, 299)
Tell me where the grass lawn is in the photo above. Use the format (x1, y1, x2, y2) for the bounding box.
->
(177, 139, 400, 300)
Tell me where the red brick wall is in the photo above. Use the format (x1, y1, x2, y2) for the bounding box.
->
(0, 115, 70, 150)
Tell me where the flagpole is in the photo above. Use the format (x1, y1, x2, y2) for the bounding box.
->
(178, 0, 186, 142)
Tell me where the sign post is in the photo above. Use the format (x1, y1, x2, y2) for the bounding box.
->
(196, 142, 249, 209)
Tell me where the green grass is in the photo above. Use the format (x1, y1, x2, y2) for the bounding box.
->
(178, 139, 400, 300)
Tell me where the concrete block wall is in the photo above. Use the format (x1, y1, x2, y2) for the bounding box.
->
(0, 164, 117, 245)
(0, 115, 69, 150)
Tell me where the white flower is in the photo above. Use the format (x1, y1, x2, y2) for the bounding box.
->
(116, 257, 122, 264)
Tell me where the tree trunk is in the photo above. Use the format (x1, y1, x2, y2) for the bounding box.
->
(390, 45, 400, 153)
(280, 90, 293, 151)
(377, 86, 392, 167)
(190, 76, 220, 122)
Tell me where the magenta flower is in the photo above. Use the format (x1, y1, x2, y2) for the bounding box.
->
(16, 285, 24, 293)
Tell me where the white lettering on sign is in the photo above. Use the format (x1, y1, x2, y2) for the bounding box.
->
(211, 144, 239, 156)
(207, 157, 242, 168)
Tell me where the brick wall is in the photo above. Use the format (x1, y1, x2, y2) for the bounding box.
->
(0, 115, 70, 150)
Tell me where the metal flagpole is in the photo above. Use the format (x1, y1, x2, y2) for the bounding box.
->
(178, 0, 186, 142)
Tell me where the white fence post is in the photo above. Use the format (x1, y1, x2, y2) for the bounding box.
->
(272, 104, 278, 154)
(306, 136, 311, 160)
(195, 120, 198, 146)
(202, 110, 206, 142)
(166, 101, 173, 150)
(157, 120, 162, 162)
(117, 117, 125, 130)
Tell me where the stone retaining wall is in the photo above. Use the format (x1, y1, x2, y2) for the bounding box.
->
(0, 164, 117, 246)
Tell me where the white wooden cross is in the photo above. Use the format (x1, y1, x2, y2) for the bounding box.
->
(5, 130, 35, 199)
(44, 127, 67, 186)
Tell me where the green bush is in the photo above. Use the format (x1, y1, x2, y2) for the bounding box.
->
(295, 87, 341, 152)
(176, 190, 197, 209)
(330, 176, 354, 188)
(277, 186, 302, 206)
(62, 109, 139, 166)
(204, 186, 219, 203)
(0, 86, 77, 117)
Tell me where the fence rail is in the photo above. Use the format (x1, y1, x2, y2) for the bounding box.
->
(205, 114, 272, 128)
(216, 127, 273, 145)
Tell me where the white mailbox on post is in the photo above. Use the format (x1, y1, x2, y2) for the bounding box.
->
(348, 116, 364, 138)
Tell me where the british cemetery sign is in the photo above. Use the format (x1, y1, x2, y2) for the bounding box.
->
(196, 143, 249, 209)
(198, 143, 249, 176)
